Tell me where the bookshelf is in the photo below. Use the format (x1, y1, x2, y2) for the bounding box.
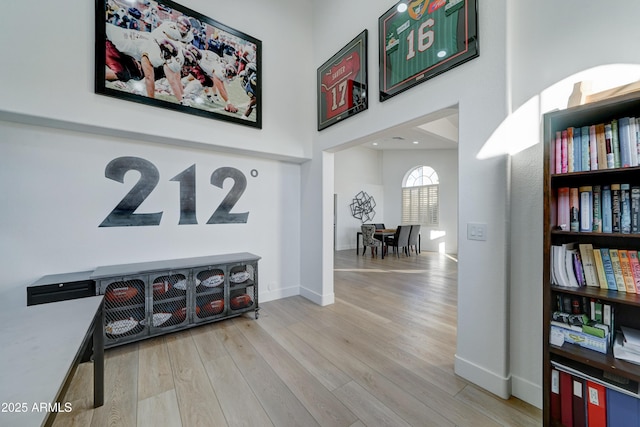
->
(543, 92, 640, 425)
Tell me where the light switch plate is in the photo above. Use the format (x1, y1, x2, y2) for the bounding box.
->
(467, 223, 487, 241)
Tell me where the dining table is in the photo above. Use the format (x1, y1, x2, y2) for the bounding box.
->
(356, 229, 396, 259)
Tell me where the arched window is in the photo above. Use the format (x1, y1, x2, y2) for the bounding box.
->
(402, 166, 439, 226)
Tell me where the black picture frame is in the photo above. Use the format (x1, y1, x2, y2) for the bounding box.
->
(317, 30, 368, 131)
(95, 0, 262, 128)
(378, 0, 478, 102)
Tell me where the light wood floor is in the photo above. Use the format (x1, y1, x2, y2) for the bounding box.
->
(53, 250, 541, 426)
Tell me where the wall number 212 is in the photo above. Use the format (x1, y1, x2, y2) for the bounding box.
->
(99, 156, 249, 227)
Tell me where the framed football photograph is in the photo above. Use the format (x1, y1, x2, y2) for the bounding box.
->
(317, 30, 368, 131)
(95, 0, 262, 128)
(379, 0, 478, 102)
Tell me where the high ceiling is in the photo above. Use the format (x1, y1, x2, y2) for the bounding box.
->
(363, 107, 459, 150)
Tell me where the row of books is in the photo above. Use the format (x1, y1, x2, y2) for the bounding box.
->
(551, 366, 640, 426)
(556, 184, 640, 233)
(551, 243, 640, 293)
(551, 117, 640, 174)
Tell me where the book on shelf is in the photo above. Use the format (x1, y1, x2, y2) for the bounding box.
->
(619, 117, 633, 167)
(628, 251, 640, 293)
(612, 184, 621, 233)
(572, 376, 587, 427)
(551, 369, 561, 424)
(578, 244, 600, 288)
(608, 249, 627, 292)
(618, 249, 636, 294)
(560, 371, 574, 427)
(636, 117, 640, 166)
(607, 387, 640, 426)
(602, 185, 613, 233)
(581, 126, 590, 171)
(632, 186, 640, 233)
(586, 381, 607, 427)
(555, 130, 562, 174)
(604, 123, 615, 169)
(596, 123, 608, 170)
(573, 251, 586, 287)
(570, 187, 580, 232)
(572, 127, 582, 172)
(557, 187, 570, 231)
(592, 248, 609, 290)
(603, 303, 614, 347)
(579, 186, 593, 233)
(590, 125, 599, 171)
(566, 129, 574, 173)
(593, 185, 602, 233)
(598, 249, 618, 290)
(621, 184, 632, 234)
(561, 129, 569, 173)
(631, 117, 639, 167)
(611, 119, 621, 169)
(592, 300, 603, 323)
(565, 245, 581, 288)
(551, 245, 574, 288)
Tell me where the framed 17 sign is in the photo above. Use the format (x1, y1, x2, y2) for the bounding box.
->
(379, 0, 479, 101)
(317, 30, 368, 131)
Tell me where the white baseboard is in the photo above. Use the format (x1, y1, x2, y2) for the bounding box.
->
(454, 354, 512, 399)
(510, 375, 542, 409)
(299, 286, 334, 306)
(259, 285, 300, 303)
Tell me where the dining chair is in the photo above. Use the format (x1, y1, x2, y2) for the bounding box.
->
(361, 224, 382, 257)
(373, 223, 386, 243)
(408, 224, 421, 255)
(385, 225, 411, 257)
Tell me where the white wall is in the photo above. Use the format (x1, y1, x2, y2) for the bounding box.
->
(382, 149, 458, 254)
(0, 0, 312, 304)
(333, 146, 383, 251)
(0, 120, 301, 303)
(307, 0, 511, 399)
(0, 0, 314, 162)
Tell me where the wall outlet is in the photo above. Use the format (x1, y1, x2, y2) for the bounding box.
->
(467, 223, 487, 241)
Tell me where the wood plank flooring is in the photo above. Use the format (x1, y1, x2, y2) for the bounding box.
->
(52, 250, 541, 426)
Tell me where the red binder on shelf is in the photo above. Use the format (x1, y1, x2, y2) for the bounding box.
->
(551, 369, 561, 423)
(560, 371, 573, 427)
(586, 380, 606, 427)
(572, 376, 587, 427)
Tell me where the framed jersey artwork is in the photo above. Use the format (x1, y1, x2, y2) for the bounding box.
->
(317, 30, 368, 131)
(95, 0, 262, 128)
(379, 0, 478, 102)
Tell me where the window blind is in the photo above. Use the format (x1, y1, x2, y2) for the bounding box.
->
(401, 184, 438, 226)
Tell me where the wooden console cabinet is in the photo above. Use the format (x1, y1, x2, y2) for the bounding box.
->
(90, 253, 260, 348)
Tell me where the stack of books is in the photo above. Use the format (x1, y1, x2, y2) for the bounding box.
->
(614, 326, 640, 365)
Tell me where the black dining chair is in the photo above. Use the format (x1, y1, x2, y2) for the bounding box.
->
(385, 225, 411, 257)
(408, 224, 421, 255)
(373, 223, 386, 243)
